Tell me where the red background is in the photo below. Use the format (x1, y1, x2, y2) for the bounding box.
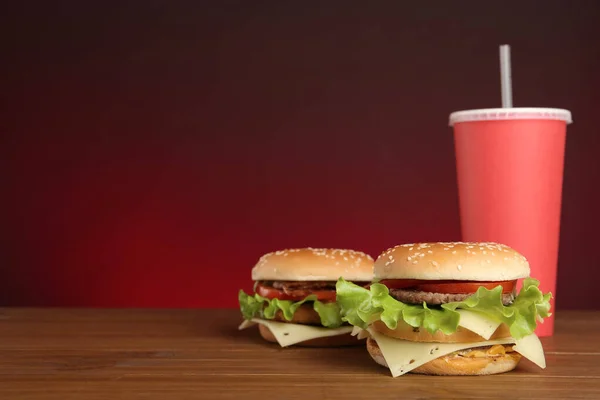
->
(1, 1, 599, 309)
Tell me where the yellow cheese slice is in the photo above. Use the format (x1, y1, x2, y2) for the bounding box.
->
(350, 311, 501, 341)
(514, 333, 546, 369)
(456, 312, 546, 368)
(367, 327, 518, 377)
(457, 310, 502, 340)
(368, 329, 546, 377)
(238, 318, 353, 347)
(350, 326, 371, 340)
(238, 319, 256, 330)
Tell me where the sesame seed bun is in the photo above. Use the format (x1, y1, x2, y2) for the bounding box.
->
(251, 248, 374, 281)
(366, 337, 521, 376)
(375, 242, 530, 281)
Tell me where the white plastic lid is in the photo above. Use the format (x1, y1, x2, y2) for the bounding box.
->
(449, 107, 572, 126)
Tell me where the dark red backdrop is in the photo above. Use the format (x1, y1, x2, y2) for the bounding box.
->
(1, 1, 599, 309)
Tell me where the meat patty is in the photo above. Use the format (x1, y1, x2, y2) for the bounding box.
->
(268, 280, 336, 298)
(389, 288, 515, 306)
(265, 280, 368, 298)
(270, 280, 336, 291)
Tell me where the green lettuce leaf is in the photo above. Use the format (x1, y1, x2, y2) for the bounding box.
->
(238, 290, 344, 328)
(336, 280, 461, 334)
(335, 277, 552, 339)
(313, 300, 346, 328)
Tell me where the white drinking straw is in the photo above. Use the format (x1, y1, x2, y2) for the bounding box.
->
(499, 44, 513, 108)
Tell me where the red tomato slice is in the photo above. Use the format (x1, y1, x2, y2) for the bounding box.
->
(378, 279, 516, 294)
(255, 283, 337, 302)
(255, 284, 297, 300)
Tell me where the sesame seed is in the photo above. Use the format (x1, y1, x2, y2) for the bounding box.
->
(451, 250, 457, 254)
(457, 265, 462, 270)
(407, 256, 412, 261)
(427, 250, 433, 254)
(343, 257, 348, 261)
(482, 251, 487, 255)
(409, 247, 414, 251)
(443, 247, 449, 251)
(412, 260, 418, 264)
(431, 261, 439, 267)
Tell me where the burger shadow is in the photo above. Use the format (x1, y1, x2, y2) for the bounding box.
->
(220, 324, 268, 346)
(197, 311, 388, 375)
(200, 314, 270, 346)
(313, 343, 385, 374)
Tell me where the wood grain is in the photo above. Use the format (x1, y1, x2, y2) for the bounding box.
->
(0, 308, 598, 399)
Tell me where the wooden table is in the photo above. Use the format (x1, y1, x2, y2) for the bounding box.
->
(0, 309, 598, 399)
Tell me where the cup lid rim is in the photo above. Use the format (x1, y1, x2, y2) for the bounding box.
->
(449, 107, 573, 126)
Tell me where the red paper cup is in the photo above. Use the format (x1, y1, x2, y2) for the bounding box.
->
(449, 108, 572, 337)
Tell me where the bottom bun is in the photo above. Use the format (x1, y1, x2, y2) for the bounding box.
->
(258, 324, 364, 347)
(366, 337, 521, 376)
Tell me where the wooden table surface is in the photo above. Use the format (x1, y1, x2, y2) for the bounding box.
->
(0, 308, 599, 399)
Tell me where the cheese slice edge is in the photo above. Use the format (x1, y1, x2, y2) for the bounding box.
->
(238, 319, 256, 330)
(238, 318, 353, 347)
(514, 333, 546, 369)
(457, 309, 502, 340)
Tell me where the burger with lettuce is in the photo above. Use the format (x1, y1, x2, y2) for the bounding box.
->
(238, 247, 374, 347)
(336, 242, 552, 376)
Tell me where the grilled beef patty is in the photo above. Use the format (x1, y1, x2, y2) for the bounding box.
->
(389, 288, 515, 306)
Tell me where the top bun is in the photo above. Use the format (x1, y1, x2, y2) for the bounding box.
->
(252, 248, 374, 281)
(375, 242, 529, 281)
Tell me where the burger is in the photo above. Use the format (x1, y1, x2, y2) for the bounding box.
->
(336, 242, 552, 376)
(238, 247, 374, 347)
